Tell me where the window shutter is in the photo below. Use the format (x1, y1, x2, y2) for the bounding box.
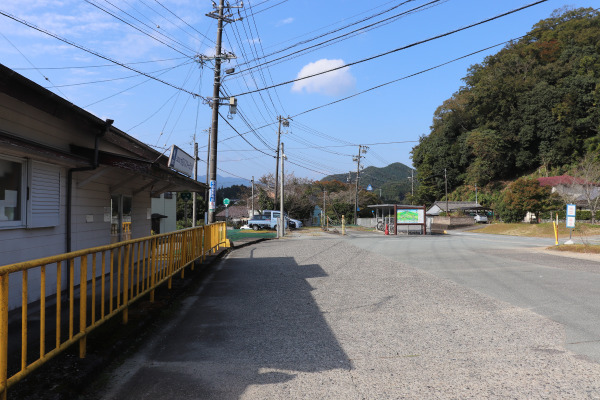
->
(28, 161, 61, 228)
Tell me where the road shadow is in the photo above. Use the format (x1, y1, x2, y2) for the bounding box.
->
(107, 254, 352, 399)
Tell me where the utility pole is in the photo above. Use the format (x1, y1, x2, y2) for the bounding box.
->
(353, 145, 368, 224)
(408, 169, 414, 204)
(445, 168, 449, 216)
(251, 176, 255, 217)
(192, 141, 198, 227)
(278, 142, 285, 238)
(274, 116, 290, 204)
(204, 127, 211, 224)
(323, 190, 326, 228)
(205, 0, 242, 223)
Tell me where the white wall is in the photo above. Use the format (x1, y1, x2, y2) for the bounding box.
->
(151, 193, 177, 233)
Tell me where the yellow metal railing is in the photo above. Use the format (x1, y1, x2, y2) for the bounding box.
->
(0, 223, 229, 400)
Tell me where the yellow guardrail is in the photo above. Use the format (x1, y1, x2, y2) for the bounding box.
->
(0, 223, 230, 400)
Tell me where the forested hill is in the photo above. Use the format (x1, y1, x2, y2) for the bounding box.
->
(411, 7, 600, 205)
(321, 162, 414, 201)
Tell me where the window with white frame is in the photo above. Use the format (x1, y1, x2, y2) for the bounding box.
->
(0, 155, 60, 229)
(0, 156, 26, 227)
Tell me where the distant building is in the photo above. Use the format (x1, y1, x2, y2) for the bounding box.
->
(537, 175, 599, 206)
(216, 205, 250, 224)
(427, 201, 483, 216)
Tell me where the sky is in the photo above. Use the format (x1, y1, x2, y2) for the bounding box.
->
(0, 0, 598, 187)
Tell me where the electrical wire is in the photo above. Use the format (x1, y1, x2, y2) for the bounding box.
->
(232, 0, 548, 97)
(11, 56, 188, 70)
(0, 10, 206, 100)
(233, 0, 425, 72)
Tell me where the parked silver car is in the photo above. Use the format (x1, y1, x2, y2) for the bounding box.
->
(474, 214, 488, 223)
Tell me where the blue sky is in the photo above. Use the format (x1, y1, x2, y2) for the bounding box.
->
(0, 0, 597, 186)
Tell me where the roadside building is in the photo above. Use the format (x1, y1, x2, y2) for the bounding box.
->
(0, 63, 207, 268)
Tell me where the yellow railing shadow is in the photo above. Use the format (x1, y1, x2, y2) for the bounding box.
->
(0, 223, 230, 400)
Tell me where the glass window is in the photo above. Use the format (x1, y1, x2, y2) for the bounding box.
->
(110, 194, 133, 242)
(0, 158, 24, 226)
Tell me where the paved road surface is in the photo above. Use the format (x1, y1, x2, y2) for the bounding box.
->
(92, 231, 600, 399)
(345, 230, 600, 363)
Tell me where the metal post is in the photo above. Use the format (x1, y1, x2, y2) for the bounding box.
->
(207, 0, 226, 224)
(193, 142, 198, 227)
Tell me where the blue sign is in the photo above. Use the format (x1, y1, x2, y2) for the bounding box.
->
(209, 180, 216, 212)
(366, 184, 373, 191)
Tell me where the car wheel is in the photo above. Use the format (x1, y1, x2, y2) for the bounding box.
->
(252, 225, 259, 231)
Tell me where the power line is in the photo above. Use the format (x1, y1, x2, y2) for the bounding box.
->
(0, 10, 206, 100)
(291, 38, 516, 118)
(0, 32, 72, 101)
(84, 0, 197, 57)
(233, 0, 427, 72)
(232, 0, 548, 97)
(10, 56, 188, 70)
(152, 0, 216, 45)
(43, 61, 193, 88)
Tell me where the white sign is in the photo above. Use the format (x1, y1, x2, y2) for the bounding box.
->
(209, 180, 216, 212)
(566, 203, 576, 228)
(167, 145, 194, 176)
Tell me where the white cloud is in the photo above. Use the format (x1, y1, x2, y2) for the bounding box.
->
(291, 59, 356, 96)
(276, 17, 294, 27)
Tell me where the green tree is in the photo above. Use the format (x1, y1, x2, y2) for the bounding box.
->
(498, 177, 559, 222)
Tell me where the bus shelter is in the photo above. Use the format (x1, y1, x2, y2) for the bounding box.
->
(368, 204, 427, 235)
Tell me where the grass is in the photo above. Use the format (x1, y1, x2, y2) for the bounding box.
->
(226, 228, 276, 241)
(552, 244, 600, 254)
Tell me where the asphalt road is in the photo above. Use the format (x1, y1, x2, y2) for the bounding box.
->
(344, 230, 600, 364)
(91, 230, 600, 399)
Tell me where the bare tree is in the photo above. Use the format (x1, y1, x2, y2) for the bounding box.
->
(573, 154, 600, 224)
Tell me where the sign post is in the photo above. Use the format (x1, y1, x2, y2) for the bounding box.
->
(565, 203, 576, 244)
(223, 198, 230, 223)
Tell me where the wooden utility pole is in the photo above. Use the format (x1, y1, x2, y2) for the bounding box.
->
(353, 145, 367, 224)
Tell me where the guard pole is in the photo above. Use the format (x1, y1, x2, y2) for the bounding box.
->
(342, 215, 346, 235)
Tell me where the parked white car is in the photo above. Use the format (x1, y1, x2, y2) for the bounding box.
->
(287, 217, 302, 229)
(474, 214, 488, 223)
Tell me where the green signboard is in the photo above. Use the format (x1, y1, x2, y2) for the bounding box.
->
(397, 209, 424, 224)
(223, 198, 230, 206)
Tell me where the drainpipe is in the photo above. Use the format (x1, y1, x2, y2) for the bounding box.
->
(66, 119, 113, 252)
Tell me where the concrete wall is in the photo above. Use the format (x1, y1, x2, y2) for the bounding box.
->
(431, 216, 474, 230)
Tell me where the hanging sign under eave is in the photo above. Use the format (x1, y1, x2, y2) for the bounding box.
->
(167, 145, 195, 177)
